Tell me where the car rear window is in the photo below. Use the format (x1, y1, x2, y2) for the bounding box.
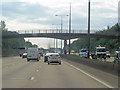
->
(50, 55, 59, 57)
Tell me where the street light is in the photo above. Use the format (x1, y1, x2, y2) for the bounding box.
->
(87, 0, 91, 58)
(69, 1, 72, 55)
(55, 14, 69, 54)
(52, 24, 60, 53)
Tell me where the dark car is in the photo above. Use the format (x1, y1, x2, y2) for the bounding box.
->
(20, 54, 23, 57)
(39, 53, 43, 57)
(22, 53, 27, 58)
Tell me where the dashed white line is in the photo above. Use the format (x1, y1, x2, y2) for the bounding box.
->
(64, 61, 115, 88)
(36, 70, 39, 72)
(29, 77, 35, 80)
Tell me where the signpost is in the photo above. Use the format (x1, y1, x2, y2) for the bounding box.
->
(13, 46, 20, 50)
(118, 1, 120, 26)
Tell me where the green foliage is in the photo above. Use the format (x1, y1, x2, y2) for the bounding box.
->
(70, 24, 120, 55)
(2, 30, 37, 56)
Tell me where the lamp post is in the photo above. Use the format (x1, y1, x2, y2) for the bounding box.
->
(87, 0, 91, 58)
(68, 1, 72, 54)
(55, 15, 69, 54)
(52, 24, 60, 53)
(52, 24, 56, 52)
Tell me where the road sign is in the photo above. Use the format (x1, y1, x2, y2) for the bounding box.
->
(13, 46, 25, 50)
(13, 46, 20, 50)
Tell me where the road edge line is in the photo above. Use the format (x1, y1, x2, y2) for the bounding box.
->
(64, 61, 115, 88)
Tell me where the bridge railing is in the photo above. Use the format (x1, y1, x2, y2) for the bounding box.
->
(16, 29, 97, 34)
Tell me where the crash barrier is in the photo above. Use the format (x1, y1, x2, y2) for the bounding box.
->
(61, 55, 119, 76)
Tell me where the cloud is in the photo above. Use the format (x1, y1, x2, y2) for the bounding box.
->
(1, 0, 119, 48)
(34, 18, 48, 21)
(2, 1, 118, 30)
(6, 19, 50, 30)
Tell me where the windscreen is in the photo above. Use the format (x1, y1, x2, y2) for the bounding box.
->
(28, 48, 38, 53)
(81, 50, 87, 52)
(50, 54, 59, 57)
(97, 49, 106, 52)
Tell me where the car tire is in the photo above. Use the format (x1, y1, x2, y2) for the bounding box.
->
(44, 60, 46, 62)
(27, 58, 30, 62)
(59, 62, 61, 65)
(48, 62, 50, 65)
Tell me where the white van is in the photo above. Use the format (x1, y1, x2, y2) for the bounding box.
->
(27, 47, 40, 61)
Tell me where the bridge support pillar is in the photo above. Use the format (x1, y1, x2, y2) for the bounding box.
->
(64, 40, 67, 54)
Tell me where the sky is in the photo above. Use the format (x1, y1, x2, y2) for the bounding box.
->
(1, 0, 119, 49)
(118, 1, 120, 26)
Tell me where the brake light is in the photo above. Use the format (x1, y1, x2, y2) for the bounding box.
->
(58, 56, 60, 59)
(48, 56, 51, 58)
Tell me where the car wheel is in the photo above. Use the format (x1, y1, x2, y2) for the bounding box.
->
(59, 62, 61, 65)
(48, 62, 50, 65)
(27, 59, 30, 62)
(44, 60, 46, 62)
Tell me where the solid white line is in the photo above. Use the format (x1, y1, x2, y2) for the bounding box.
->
(64, 61, 115, 88)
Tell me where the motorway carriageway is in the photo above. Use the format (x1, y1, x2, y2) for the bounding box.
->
(2, 56, 118, 88)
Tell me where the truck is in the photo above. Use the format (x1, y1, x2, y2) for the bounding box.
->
(27, 47, 40, 61)
(91, 46, 106, 59)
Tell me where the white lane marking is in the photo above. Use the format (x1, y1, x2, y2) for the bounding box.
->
(64, 61, 115, 88)
(29, 77, 35, 80)
(36, 70, 39, 72)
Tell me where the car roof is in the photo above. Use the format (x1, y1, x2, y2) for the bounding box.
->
(23, 53, 27, 54)
(51, 53, 59, 55)
(96, 47, 105, 49)
(115, 51, 120, 53)
(46, 53, 59, 56)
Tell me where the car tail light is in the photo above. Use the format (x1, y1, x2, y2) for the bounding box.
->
(58, 56, 60, 59)
(48, 56, 51, 58)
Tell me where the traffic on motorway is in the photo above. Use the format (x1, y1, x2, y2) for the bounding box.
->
(20, 46, 120, 64)
(71, 46, 120, 63)
(20, 47, 62, 65)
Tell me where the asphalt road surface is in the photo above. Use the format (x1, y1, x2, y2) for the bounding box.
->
(2, 56, 118, 88)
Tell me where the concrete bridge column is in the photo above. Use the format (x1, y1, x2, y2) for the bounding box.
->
(64, 40, 67, 54)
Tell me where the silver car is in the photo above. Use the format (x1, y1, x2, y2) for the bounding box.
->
(48, 53, 61, 65)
